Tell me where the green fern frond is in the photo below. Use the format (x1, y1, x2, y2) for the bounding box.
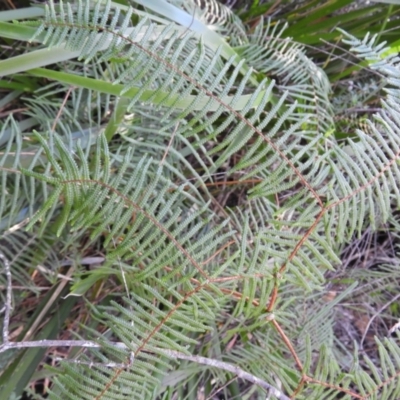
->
(4, 1, 400, 399)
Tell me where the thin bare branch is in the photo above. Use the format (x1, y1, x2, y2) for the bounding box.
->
(161, 349, 291, 400)
(0, 250, 12, 344)
(360, 292, 400, 349)
(0, 338, 290, 400)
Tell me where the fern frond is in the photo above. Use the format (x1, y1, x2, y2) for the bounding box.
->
(322, 31, 400, 240)
(232, 18, 334, 136)
(4, 1, 400, 398)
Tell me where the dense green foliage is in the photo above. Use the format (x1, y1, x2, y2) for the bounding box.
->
(1, 0, 400, 399)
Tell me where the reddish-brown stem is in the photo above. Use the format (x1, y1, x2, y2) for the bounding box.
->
(272, 319, 304, 371)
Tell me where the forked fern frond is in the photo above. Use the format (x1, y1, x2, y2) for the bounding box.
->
(3, 1, 400, 399)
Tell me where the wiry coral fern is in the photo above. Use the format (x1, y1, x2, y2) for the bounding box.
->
(1, 1, 400, 399)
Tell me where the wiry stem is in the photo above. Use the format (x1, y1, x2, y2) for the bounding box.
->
(0, 250, 12, 345)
